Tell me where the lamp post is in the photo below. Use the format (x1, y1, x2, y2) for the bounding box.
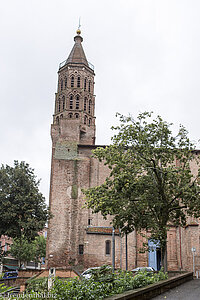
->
(191, 247, 196, 276)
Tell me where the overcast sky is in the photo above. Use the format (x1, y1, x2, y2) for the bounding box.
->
(1, 0, 200, 202)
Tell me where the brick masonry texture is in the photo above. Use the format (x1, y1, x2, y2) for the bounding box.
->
(46, 31, 200, 272)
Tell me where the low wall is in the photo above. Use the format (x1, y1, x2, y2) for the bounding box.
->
(107, 272, 193, 300)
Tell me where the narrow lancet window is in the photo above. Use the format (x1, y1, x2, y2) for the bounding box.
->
(88, 100, 92, 114)
(105, 240, 111, 255)
(71, 76, 74, 88)
(77, 76, 81, 88)
(76, 95, 80, 109)
(84, 97, 87, 111)
(62, 96, 65, 110)
(84, 78, 87, 91)
(70, 95, 73, 109)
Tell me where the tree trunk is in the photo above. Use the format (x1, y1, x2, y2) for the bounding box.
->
(161, 241, 167, 272)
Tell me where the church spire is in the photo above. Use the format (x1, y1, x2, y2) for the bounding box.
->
(66, 30, 89, 67)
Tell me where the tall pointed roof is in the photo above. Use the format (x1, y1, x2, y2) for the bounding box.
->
(66, 30, 89, 67)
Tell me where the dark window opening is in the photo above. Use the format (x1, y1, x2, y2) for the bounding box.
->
(88, 81, 91, 92)
(88, 100, 92, 114)
(84, 78, 87, 91)
(105, 240, 111, 255)
(70, 95, 73, 109)
(88, 218, 92, 225)
(84, 97, 87, 111)
(84, 115, 87, 125)
(76, 95, 80, 109)
(58, 101, 61, 112)
(65, 77, 67, 88)
(75, 113, 79, 119)
(77, 76, 81, 88)
(62, 96, 65, 110)
(56, 116, 59, 124)
(79, 244, 84, 255)
(71, 76, 74, 88)
(69, 113, 73, 119)
(61, 79, 63, 91)
(60, 114, 63, 119)
(88, 118, 91, 126)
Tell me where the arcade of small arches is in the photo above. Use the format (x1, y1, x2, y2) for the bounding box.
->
(55, 113, 92, 126)
(56, 95, 93, 115)
(59, 75, 92, 93)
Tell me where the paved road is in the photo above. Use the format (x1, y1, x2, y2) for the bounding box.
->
(152, 279, 200, 300)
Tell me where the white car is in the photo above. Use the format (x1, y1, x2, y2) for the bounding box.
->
(81, 266, 112, 279)
(131, 267, 155, 272)
(81, 267, 100, 279)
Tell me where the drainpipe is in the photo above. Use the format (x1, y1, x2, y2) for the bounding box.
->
(125, 233, 128, 270)
(112, 228, 115, 271)
(135, 229, 137, 267)
(179, 226, 183, 270)
(119, 229, 122, 269)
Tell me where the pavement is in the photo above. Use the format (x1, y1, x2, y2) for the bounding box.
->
(152, 279, 200, 300)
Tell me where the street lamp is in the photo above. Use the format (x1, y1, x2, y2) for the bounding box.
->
(191, 247, 196, 275)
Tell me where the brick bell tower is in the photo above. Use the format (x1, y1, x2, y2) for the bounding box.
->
(47, 29, 96, 268)
(52, 28, 96, 146)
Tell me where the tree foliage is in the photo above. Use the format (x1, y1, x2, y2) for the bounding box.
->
(32, 235, 46, 265)
(83, 112, 200, 269)
(10, 235, 46, 268)
(9, 236, 34, 268)
(0, 161, 50, 240)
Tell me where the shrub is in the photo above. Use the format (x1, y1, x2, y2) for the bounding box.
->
(3, 267, 168, 299)
(26, 277, 48, 293)
(50, 266, 168, 299)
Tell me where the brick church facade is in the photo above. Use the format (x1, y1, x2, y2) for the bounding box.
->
(46, 29, 200, 272)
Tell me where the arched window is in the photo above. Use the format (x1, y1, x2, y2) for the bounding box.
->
(84, 97, 87, 111)
(60, 114, 63, 119)
(56, 116, 59, 124)
(62, 96, 65, 110)
(65, 77, 67, 89)
(84, 78, 87, 91)
(58, 100, 61, 112)
(105, 240, 111, 255)
(77, 76, 81, 88)
(84, 115, 88, 125)
(70, 95, 73, 109)
(88, 81, 91, 93)
(61, 79, 63, 91)
(79, 244, 84, 255)
(88, 100, 92, 114)
(71, 76, 74, 88)
(76, 95, 80, 109)
(68, 113, 73, 119)
(75, 113, 79, 119)
(88, 118, 92, 126)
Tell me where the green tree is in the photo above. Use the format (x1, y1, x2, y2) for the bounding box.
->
(83, 112, 200, 271)
(10, 235, 46, 269)
(32, 235, 46, 267)
(0, 161, 50, 241)
(10, 236, 34, 268)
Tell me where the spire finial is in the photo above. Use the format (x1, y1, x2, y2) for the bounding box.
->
(76, 17, 81, 35)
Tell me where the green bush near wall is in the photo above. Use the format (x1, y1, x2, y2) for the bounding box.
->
(0, 267, 168, 300)
(51, 267, 168, 300)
